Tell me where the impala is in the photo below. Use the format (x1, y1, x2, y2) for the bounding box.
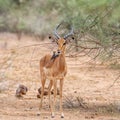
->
(39, 23, 74, 118)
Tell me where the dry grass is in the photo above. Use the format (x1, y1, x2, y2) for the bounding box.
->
(0, 33, 120, 120)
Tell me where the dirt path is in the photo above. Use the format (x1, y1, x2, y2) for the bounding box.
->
(0, 33, 120, 120)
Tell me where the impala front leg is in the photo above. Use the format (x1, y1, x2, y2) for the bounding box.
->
(39, 77, 46, 110)
(48, 80, 53, 112)
(51, 79, 57, 118)
(60, 78, 64, 118)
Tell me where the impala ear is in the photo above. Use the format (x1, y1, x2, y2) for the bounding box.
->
(65, 36, 74, 44)
(49, 35, 52, 39)
(48, 34, 57, 42)
(72, 36, 75, 40)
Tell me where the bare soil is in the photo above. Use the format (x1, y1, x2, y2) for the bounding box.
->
(0, 33, 120, 120)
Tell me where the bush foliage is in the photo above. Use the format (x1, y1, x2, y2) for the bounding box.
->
(0, 0, 119, 33)
(0, 0, 120, 61)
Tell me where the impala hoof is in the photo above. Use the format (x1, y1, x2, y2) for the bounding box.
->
(37, 113, 40, 116)
(51, 113, 55, 118)
(61, 113, 64, 118)
(51, 115, 54, 118)
(37, 111, 41, 116)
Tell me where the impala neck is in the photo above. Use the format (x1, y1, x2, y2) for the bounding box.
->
(58, 53, 66, 72)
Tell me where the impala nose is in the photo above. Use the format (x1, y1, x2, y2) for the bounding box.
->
(57, 50, 61, 54)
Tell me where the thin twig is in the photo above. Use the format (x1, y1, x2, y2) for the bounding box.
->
(108, 73, 120, 89)
(16, 42, 52, 49)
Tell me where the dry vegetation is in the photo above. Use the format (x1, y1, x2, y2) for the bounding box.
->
(0, 33, 120, 120)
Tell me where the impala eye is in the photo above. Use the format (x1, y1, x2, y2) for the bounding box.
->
(63, 42, 66, 45)
(49, 36, 51, 39)
(72, 37, 74, 40)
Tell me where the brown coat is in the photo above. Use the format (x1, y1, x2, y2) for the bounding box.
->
(40, 53, 67, 79)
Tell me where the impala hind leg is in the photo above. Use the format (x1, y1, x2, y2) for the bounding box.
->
(60, 78, 64, 118)
(48, 80, 53, 110)
(39, 78, 46, 110)
(51, 79, 57, 118)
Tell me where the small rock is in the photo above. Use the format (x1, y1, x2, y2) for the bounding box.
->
(15, 84, 28, 98)
(74, 91, 77, 93)
(37, 113, 40, 116)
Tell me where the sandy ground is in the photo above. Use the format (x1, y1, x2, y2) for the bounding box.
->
(0, 33, 120, 120)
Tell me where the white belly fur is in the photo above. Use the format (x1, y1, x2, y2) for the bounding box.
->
(43, 67, 65, 80)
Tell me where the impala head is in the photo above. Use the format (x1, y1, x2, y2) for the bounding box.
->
(49, 23, 74, 54)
